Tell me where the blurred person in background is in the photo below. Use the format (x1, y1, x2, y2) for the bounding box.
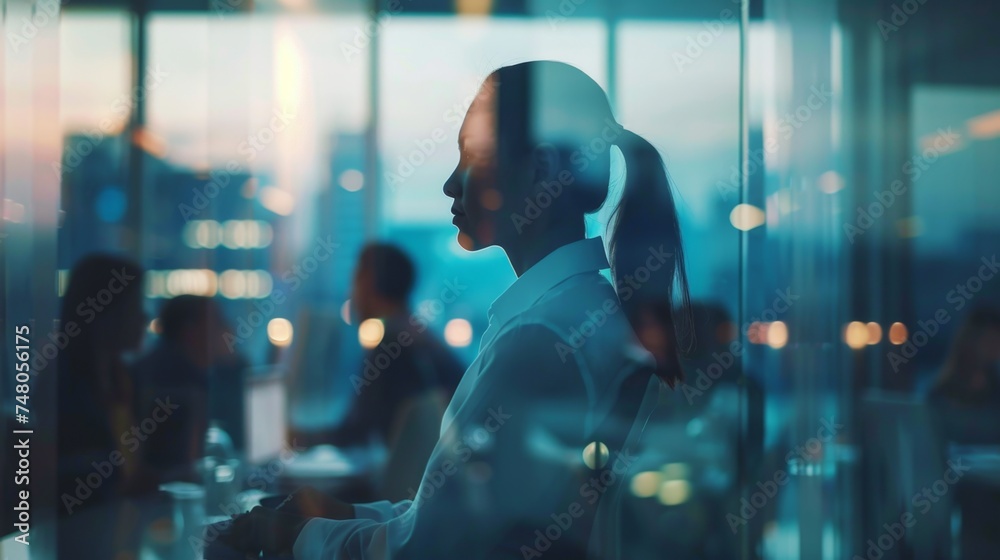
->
(57, 254, 152, 503)
(222, 60, 691, 560)
(130, 295, 243, 481)
(54, 254, 152, 558)
(928, 305, 1000, 408)
(328, 243, 465, 448)
(327, 242, 466, 501)
(218, 243, 467, 525)
(927, 307, 1000, 559)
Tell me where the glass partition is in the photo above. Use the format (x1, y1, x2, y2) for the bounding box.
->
(5, 0, 1000, 558)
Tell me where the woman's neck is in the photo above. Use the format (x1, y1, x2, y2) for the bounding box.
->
(504, 227, 585, 277)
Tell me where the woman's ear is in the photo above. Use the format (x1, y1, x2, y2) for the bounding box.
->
(531, 143, 561, 185)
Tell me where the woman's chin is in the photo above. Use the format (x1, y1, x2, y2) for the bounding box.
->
(456, 231, 477, 251)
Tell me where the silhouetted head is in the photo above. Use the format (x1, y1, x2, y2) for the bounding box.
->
(59, 254, 146, 383)
(935, 306, 1000, 398)
(352, 243, 416, 321)
(158, 295, 230, 369)
(442, 60, 691, 386)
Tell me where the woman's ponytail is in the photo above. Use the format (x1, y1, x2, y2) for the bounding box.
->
(609, 128, 692, 388)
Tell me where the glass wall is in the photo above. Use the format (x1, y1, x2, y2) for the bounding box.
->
(742, 0, 1000, 558)
(4, 0, 1000, 558)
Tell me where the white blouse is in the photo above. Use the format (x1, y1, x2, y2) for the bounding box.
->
(293, 236, 662, 559)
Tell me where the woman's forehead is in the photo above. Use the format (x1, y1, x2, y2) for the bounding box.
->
(459, 96, 497, 147)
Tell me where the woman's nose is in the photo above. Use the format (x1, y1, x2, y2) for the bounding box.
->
(443, 170, 460, 198)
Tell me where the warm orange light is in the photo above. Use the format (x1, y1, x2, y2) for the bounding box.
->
(729, 204, 766, 231)
(630, 472, 661, 498)
(132, 127, 168, 158)
(480, 189, 502, 211)
(358, 319, 384, 349)
(260, 187, 295, 216)
(967, 109, 1000, 140)
(866, 322, 882, 345)
(267, 318, 294, 347)
(457, 232, 475, 251)
(444, 319, 473, 348)
(889, 322, 908, 345)
(767, 321, 788, 349)
(844, 321, 868, 349)
(456, 0, 492, 15)
(658, 480, 692, 506)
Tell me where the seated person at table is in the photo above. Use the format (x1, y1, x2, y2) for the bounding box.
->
(131, 295, 237, 480)
(929, 306, 1000, 409)
(329, 243, 466, 453)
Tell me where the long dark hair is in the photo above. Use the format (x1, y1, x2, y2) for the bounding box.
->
(491, 61, 692, 387)
(59, 253, 145, 403)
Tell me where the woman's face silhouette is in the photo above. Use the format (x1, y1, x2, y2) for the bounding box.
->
(443, 76, 530, 251)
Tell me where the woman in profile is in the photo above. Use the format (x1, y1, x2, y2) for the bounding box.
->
(55, 254, 153, 557)
(225, 60, 690, 560)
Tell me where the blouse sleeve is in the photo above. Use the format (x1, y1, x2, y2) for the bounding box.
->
(293, 322, 592, 559)
(351, 500, 412, 522)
